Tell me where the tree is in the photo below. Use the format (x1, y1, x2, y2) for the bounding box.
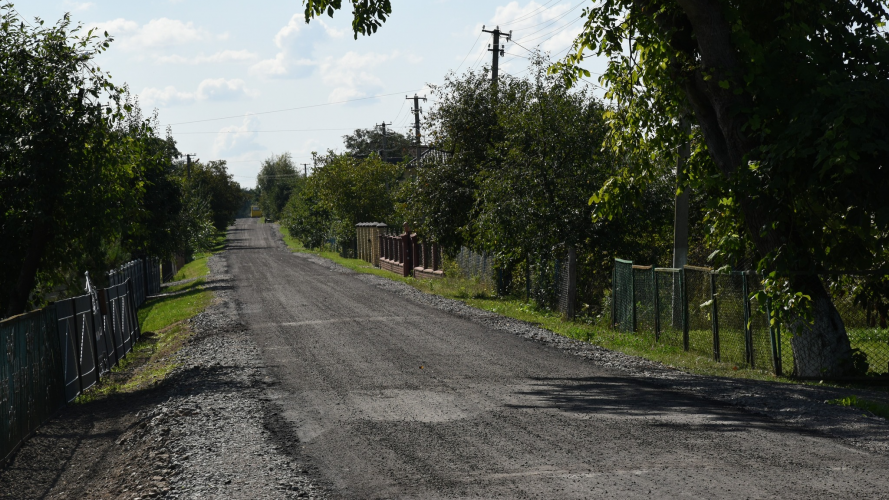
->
(550, 1, 889, 376)
(188, 159, 244, 231)
(256, 153, 301, 221)
(343, 126, 413, 161)
(0, 7, 137, 315)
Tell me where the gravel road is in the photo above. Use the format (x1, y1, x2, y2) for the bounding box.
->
(226, 218, 889, 499)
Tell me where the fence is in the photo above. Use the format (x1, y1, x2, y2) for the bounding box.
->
(107, 257, 161, 308)
(611, 259, 889, 378)
(356, 223, 388, 266)
(2, 271, 149, 461)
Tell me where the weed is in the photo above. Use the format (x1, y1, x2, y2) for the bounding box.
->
(827, 395, 889, 419)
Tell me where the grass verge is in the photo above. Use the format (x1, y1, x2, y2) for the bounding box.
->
(827, 395, 889, 419)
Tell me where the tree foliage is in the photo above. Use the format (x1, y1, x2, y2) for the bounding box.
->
(257, 153, 301, 221)
(282, 152, 401, 249)
(343, 126, 413, 161)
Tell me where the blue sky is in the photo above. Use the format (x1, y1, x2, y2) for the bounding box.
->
(20, 1, 606, 188)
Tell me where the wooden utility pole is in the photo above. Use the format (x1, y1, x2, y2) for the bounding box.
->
(483, 25, 511, 84)
(301, 163, 309, 177)
(672, 117, 691, 269)
(405, 95, 426, 165)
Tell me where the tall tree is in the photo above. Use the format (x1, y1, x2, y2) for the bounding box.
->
(0, 7, 136, 315)
(343, 126, 413, 161)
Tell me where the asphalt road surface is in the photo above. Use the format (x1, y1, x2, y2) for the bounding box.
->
(228, 218, 889, 499)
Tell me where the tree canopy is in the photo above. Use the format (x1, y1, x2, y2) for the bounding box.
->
(257, 153, 302, 221)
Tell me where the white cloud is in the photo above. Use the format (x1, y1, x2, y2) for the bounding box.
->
(65, 1, 95, 11)
(274, 14, 304, 49)
(155, 49, 259, 65)
(140, 78, 258, 107)
(317, 19, 345, 39)
(140, 86, 195, 107)
(250, 52, 315, 79)
(213, 115, 263, 156)
(90, 18, 213, 50)
(318, 51, 396, 102)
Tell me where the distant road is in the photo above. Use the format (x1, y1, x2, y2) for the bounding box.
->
(228, 218, 889, 499)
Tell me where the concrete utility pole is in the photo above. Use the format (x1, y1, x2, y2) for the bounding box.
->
(376, 121, 392, 162)
(301, 163, 310, 177)
(672, 117, 691, 270)
(405, 94, 427, 166)
(482, 25, 511, 84)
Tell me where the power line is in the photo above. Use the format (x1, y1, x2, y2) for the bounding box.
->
(507, 0, 558, 25)
(168, 89, 426, 126)
(510, 0, 581, 32)
(455, 30, 484, 74)
(175, 128, 355, 135)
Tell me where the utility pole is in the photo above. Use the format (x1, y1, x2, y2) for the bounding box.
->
(405, 94, 427, 166)
(185, 154, 197, 180)
(482, 25, 511, 85)
(672, 117, 691, 270)
(301, 163, 309, 177)
(376, 122, 392, 162)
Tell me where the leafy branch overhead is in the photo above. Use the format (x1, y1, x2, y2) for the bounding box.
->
(302, 0, 392, 38)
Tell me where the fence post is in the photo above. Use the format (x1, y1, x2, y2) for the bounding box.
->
(711, 273, 720, 362)
(611, 264, 616, 328)
(566, 247, 577, 320)
(653, 268, 660, 342)
(767, 297, 782, 376)
(681, 267, 689, 351)
(742, 273, 753, 367)
(630, 265, 636, 333)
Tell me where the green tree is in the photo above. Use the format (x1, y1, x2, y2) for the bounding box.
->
(0, 6, 139, 315)
(549, 0, 889, 376)
(343, 126, 414, 162)
(257, 153, 301, 221)
(282, 184, 331, 249)
(188, 159, 244, 231)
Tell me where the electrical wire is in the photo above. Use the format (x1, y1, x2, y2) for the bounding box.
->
(512, 0, 585, 39)
(455, 30, 484, 74)
(506, 0, 558, 25)
(510, 0, 582, 32)
(176, 128, 355, 135)
(168, 88, 425, 126)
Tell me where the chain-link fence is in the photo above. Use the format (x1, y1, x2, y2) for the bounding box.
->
(455, 247, 495, 285)
(611, 259, 889, 378)
(2, 278, 141, 461)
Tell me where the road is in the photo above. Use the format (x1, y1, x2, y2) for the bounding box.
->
(227, 218, 889, 499)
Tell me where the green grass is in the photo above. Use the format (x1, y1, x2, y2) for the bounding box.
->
(76, 287, 214, 402)
(139, 288, 213, 333)
(827, 395, 889, 419)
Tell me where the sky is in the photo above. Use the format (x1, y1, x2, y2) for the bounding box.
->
(19, 0, 608, 188)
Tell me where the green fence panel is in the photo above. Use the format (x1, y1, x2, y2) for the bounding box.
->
(633, 267, 656, 339)
(655, 268, 684, 349)
(1, 308, 65, 461)
(613, 259, 633, 332)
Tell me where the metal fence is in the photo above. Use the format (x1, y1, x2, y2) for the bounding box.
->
(611, 259, 889, 378)
(1, 278, 142, 461)
(455, 247, 496, 285)
(107, 257, 161, 308)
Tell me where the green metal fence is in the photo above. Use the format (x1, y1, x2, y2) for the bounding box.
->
(612, 260, 782, 375)
(612, 259, 889, 377)
(1, 278, 142, 461)
(0, 307, 65, 462)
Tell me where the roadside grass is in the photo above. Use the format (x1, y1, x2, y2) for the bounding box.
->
(827, 395, 889, 419)
(278, 228, 793, 382)
(74, 232, 224, 403)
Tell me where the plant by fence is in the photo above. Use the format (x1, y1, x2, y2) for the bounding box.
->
(1, 257, 161, 461)
(611, 259, 889, 378)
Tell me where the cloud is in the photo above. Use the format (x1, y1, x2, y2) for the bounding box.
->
(196, 78, 260, 101)
(140, 86, 195, 107)
(140, 78, 258, 107)
(155, 49, 259, 65)
(250, 13, 349, 79)
(318, 51, 398, 102)
(213, 115, 263, 156)
(65, 1, 95, 11)
(90, 17, 214, 50)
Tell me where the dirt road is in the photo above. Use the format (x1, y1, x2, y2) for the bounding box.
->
(229, 218, 889, 499)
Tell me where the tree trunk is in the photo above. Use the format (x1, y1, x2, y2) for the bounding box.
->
(675, 0, 855, 376)
(6, 219, 50, 317)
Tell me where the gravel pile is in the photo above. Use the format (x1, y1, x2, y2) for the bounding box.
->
(108, 254, 326, 500)
(295, 252, 889, 455)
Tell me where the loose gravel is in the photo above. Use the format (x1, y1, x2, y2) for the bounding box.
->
(102, 254, 326, 499)
(296, 251, 889, 456)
